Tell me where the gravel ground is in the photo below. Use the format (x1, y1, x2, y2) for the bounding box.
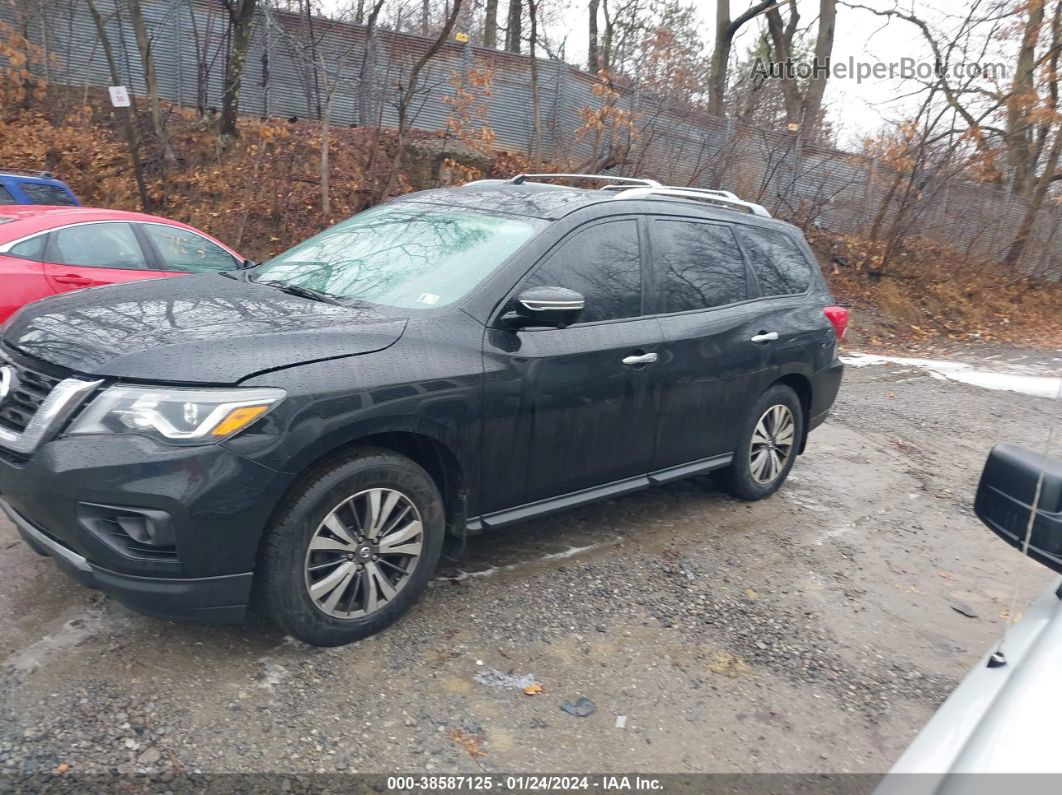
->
(0, 344, 1058, 780)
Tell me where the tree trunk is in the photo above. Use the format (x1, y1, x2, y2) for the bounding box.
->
(127, 0, 176, 165)
(421, 0, 430, 35)
(505, 0, 521, 53)
(484, 0, 498, 47)
(765, 3, 803, 125)
(321, 82, 332, 217)
(220, 0, 258, 139)
(1006, 126, 1062, 265)
(356, 0, 385, 127)
(802, 0, 836, 130)
(86, 0, 151, 211)
(528, 0, 542, 168)
(1005, 0, 1046, 195)
(587, 0, 599, 73)
(707, 0, 776, 117)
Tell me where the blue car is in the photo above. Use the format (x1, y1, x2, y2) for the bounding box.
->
(0, 171, 79, 206)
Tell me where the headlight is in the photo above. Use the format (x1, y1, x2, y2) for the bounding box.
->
(66, 385, 285, 446)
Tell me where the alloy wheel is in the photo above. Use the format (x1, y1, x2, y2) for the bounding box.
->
(749, 404, 796, 485)
(304, 487, 423, 618)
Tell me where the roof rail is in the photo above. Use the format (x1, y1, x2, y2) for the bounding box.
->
(612, 186, 772, 218)
(507, 173, 663, 189)
(0, 169, 55, 179)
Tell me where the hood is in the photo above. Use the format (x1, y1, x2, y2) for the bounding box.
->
(2, 274, 408, 384)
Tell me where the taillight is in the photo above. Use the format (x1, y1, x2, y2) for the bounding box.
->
(824, 306, 849, 340)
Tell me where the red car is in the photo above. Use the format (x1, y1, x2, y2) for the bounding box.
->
(0, 206, 245, 323)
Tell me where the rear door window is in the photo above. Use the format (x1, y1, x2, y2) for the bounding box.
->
(652, 219, 747, 313)
(735, 226, 813, 296)
(140, 224, 238, 273)
(49, 223, 148, 269)
(0, 185, 16, 204)
(18, 182, 75, 206)
(522, 218, 643, 323)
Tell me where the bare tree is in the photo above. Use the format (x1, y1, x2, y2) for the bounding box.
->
(357, 0, 387, 126)
(528, 0, 542, 167)
(708, 0, 778, 117)
(764, 0, 837, 131)
(484, 0, 498, 47)
(219, 0, 259, 139)
(127, 0, 176, 165)
(588, 0, 600, 72)
(505, 0, 521, 52)
(187, 2, 225, 118)
(379, 0, 464, 198)
(85, 0, 150, 210)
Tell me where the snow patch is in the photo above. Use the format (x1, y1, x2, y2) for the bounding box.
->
(5, 610, 108, 673)
(842, 352, 1062, 399)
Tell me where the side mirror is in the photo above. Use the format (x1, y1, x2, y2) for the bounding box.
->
(975, 443, 1062, 574)
(503, 285, 585, 329)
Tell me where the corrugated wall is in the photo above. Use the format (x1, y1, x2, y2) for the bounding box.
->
(12, 0, 1061, 277)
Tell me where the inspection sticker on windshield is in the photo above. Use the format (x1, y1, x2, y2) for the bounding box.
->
(417, 293, 440, 305)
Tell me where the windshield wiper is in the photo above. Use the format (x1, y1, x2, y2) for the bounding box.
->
(255, 279, 344, 305)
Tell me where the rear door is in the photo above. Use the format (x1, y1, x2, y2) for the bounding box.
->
(41, 221, 175, 294)
(0, 234, 50, 323)
(732, 225, 824, 381)
(480, 216, 664, 513)
(648, 217, 770, 470)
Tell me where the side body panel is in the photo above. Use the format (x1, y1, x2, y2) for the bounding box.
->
(0, 253, 50, 324)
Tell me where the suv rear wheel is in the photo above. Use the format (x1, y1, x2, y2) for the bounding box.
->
(714, 384, 804, 501)
(257, 448, 445, 646)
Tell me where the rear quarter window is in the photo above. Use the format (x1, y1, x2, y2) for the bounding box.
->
(735, 226, 813, 296)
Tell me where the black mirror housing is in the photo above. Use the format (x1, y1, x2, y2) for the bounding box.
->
(975, 443, 1062, 574)
(505, 285, 585, 329)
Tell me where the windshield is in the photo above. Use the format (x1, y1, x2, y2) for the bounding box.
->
(255, 203, 544, 309)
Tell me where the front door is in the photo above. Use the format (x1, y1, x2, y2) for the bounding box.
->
(480, 217, 663, 513)
(41, 222, 171, 294)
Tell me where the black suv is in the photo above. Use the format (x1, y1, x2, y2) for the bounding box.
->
(0, 174, 845, 646)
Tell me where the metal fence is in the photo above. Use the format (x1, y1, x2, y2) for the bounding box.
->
(15, 0, 1062, 278)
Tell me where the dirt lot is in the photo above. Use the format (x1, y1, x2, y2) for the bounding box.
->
(0, 344, 1058, 779)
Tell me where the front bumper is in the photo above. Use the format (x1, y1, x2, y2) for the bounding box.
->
(0, 433, 287, 623)
(3, 499, 251, 622)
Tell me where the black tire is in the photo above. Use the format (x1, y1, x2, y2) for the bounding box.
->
(713, 384, 804, 501)
(256, 447, 445, 646)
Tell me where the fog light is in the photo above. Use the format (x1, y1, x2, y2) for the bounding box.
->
(78, 502, 177, 559)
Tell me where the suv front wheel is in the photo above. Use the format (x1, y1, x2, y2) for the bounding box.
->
(714, 384, 804, 501)
(257, 448, 445, 646)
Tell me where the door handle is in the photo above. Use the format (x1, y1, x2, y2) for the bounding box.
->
(622, 352, 658, 366)
(750, 331, 779, 343)
(54, 274, 93, 286)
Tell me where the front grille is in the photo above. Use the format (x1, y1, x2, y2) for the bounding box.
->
(0, 363, 62, 433)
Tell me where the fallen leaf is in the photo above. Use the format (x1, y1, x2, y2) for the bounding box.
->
(523, 683, 544, 696)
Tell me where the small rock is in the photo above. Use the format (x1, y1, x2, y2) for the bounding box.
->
(560, 697, 596, 717)
(138, 747, 161, 765)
